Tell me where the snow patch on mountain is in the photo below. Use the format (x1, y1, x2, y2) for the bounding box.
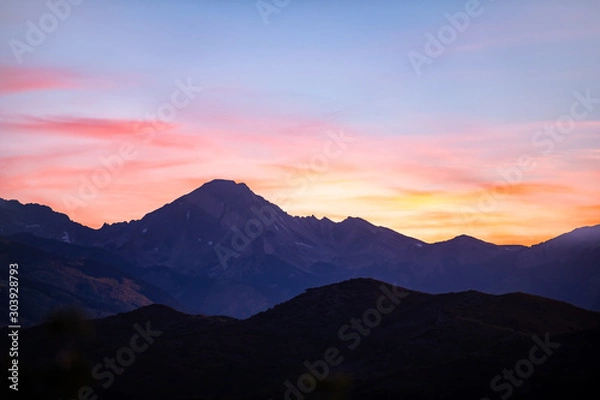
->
(62, 231, 71, 243)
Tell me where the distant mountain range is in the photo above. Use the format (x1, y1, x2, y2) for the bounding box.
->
(1, 179, 599, 326)
(6, 278, 600, 399)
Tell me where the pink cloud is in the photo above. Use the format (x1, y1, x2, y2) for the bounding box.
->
(0, 65, 83, 94)
(1, 105, 598, 245)
(0, 115, 180, 141)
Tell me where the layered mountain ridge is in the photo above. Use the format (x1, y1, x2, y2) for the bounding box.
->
(6, 277, 600, 399)
(1, 179, 599, 324)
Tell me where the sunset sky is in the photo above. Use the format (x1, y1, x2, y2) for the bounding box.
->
(1, 0, 599, 245)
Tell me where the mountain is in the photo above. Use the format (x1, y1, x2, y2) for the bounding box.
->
(92, 180, 425, 279)
(0, 235, 181, 327)
(6, 278, 600, 399)
(506, 225, 600, 310)
(0, 198, 94, 242)
(1, 179, 599, 321)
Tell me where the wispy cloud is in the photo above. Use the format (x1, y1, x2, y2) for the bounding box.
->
(0, 66, 83, 94)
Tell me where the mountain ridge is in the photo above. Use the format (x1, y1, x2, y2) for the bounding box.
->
(1, 179, 599, 321)
(8, 277, 600, 399)
(3, 179, 599, 246)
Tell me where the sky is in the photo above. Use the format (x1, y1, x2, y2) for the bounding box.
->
(1, 0, 599, 245)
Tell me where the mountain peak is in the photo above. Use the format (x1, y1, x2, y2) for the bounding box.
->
(183, 179, 256, 203)
(538, 224, 600, 247)
(201, 179, 251, 191)
(340, 216, 373, 227)
(453, 234, 479, 241)
(204, 178, 241, 185)
(442, 234, 494, 246)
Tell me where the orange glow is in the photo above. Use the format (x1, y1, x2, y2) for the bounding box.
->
(1, 107, 599, 246)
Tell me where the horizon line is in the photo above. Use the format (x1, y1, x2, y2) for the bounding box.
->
(2, 177, 598, 248)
